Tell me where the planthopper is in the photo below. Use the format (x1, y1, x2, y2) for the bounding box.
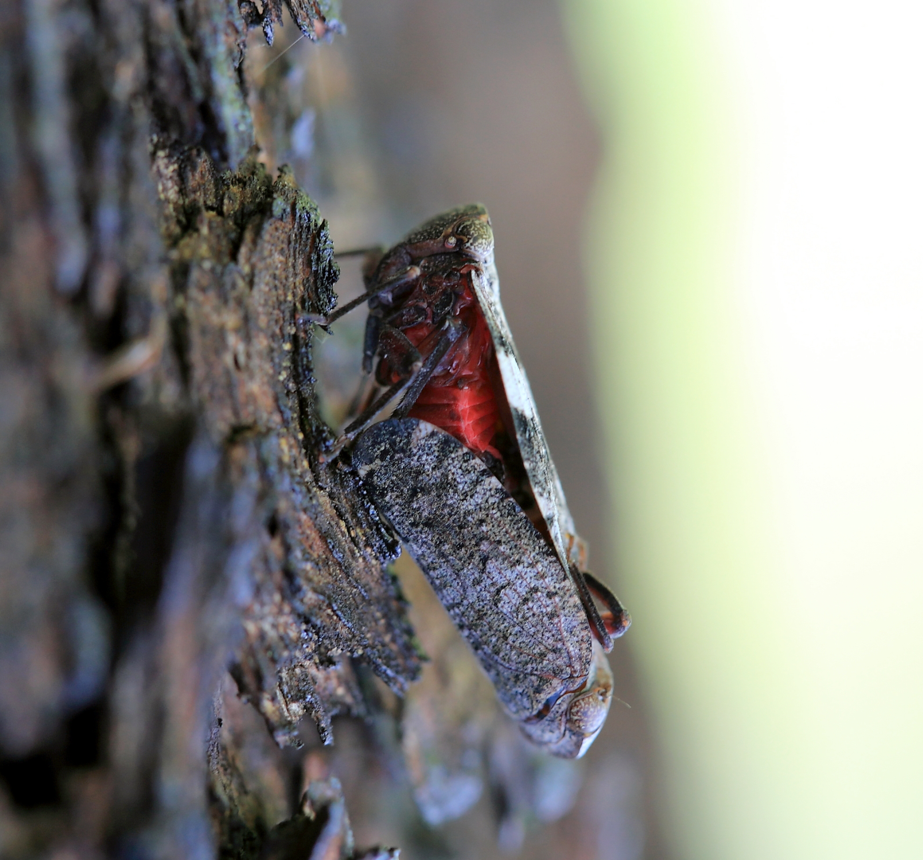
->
(321, 205, 630, 756)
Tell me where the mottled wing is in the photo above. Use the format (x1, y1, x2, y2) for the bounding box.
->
(352, 418, 592, 722)
(468, 259, 578, 572)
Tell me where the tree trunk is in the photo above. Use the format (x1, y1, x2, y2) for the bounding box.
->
(1, 1, 420, 856)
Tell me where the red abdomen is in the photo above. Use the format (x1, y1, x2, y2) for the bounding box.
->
(407, 300, 502, 460)
(408, 367, 501, 460)
(373, 270, 503, 460)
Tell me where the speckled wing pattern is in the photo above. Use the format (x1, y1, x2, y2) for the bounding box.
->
(352, 418, 593, 722)
(467, 258, 578, 574)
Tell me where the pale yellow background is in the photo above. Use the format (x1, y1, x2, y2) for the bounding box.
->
(567, 1, 923, 858)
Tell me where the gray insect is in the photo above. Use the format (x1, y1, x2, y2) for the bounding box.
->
(352, 417, 616, 758)
(323, 205, 630, 755)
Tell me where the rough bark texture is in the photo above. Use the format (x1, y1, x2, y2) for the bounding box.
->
(0, 1, 416, 856)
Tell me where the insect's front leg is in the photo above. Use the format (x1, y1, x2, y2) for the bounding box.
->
(309, 262, 423, 327)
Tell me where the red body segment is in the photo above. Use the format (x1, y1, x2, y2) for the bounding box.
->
(374, 270, 504, 461)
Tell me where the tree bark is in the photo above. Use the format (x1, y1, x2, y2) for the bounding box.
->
(1, 1, 415, 856)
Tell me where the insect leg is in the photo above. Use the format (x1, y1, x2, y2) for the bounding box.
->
(571, 567, 632, 652)
(361, 312, 382, 374)
(345, 373, 378, 424)
(337, 323, 426, 432)
(338, 319, 466, 447)
(340, 376, 418, 441)
(570, 564, 614, 652)
(583, 572, 632, 640)
(391, 319, 466, 418)
(333, 245, 383, 258)
(336, 321, 426, 448)
(309, 265, 423, 326)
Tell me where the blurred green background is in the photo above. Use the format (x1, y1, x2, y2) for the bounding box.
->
(258, 0, 922, 856)
(570, 1, 923, 858)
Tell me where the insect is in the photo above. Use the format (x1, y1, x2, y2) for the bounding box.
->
(323, 205, 630, 755)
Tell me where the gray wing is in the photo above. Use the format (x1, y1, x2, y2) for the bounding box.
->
(352, 418, 592, 721)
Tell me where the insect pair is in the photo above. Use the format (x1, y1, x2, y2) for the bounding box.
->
(319, 205, 630, 758)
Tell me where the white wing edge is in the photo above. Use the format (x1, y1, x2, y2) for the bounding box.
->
(469, 261, 579, 574)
